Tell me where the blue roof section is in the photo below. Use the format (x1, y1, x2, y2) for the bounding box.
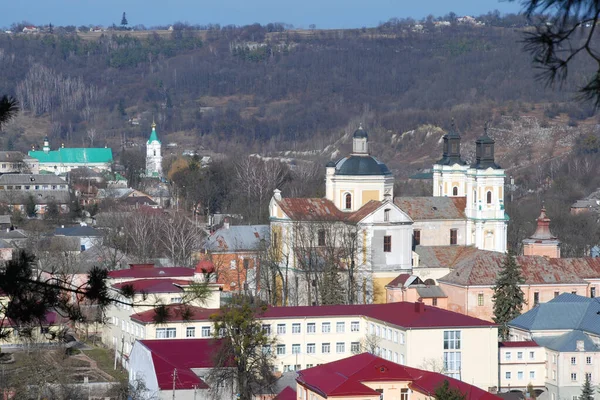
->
(54, 226, 103, 237)
(534, 331, 600, 353)
(509, 293, 600, 335)
(335, 155, 392, 176)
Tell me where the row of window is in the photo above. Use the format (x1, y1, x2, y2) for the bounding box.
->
(451, 186, 494, 205)
(113, 316, 145, 338)
(275, 342, 359, 355)
(155, 326, 213, 339)
(504, 351, 536, 361)
(265, 321, 360, 335)
(0, 184, 66, 190)
(505, 371, 537, 380)
(368, 323, 405, 344)
(570, 356, 593, 365)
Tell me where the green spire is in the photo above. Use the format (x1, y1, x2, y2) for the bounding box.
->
(148, 120, 160, 144)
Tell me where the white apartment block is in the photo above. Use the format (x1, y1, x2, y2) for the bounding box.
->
(128, 302, 499, 391)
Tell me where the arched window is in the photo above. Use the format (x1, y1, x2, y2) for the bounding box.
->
(345, 193, 352, 210)
(487, 191, 492, 204)
(153, 150, 156, 156)
(452, 187, 458, 196)
(473, 190, 477, 204)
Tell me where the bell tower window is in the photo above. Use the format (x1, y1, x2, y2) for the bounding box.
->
(452, 187, 458, 196)
(153, 150, 156, 156)
(345, 193, 352, 210)
(487, 191, 492, 204)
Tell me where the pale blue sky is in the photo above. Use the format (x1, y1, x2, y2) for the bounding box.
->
(2, 0, 521, 29)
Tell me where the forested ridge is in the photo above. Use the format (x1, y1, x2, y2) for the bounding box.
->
(0, 16, 596, 155)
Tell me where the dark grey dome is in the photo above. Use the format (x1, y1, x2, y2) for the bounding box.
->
(335, 155, 391, 176)
(326, 161, 336, 167)
(353, 126, 368, 139)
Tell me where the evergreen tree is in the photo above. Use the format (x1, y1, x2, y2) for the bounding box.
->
(0, 95, 18, 130)
(121, 12, 128, 28)
(434, 380, 466, 400)
(579, 375, 594, 400)
(492, 252, 525, 340)
(25, 195, 37, 218)
(320, 264, 345, 305)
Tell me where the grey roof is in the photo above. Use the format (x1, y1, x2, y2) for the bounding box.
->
(0, 151, 35, 162)
(415, 286, 447, 298)
(0, 239, 14, 249)
(0, 190, 71, 205)
(0, 215, 11, 225)
(204, 225, 270, 252)
(54, 226, 103, 237)
(533, 330, 600, 353)
(334, 155, 391, 176)
(0, 229, 27, 240)
(395, 197, 466, 220)
(509, 293, 600, 335)
(0, 174, 67, 185)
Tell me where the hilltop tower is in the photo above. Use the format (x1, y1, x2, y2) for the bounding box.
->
(146, 121, 162, 178)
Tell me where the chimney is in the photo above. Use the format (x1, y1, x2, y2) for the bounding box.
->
(577, 340, 585, 351)
(273, 188, 282, 201)
(414, 301, 425, 313)
(223, 217, 230, 230)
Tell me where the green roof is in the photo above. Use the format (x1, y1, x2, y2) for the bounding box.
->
(29, 148, 113, 164)
(148, 126, 160, 144)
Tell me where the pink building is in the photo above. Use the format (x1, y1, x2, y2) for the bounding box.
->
(385, 273, 448, 309)
(522, 207, 560, 258)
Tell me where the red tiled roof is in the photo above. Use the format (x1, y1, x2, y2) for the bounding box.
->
(132, 304, 219, 324)
(394, 197, 466, 220)
(298, 353, 500, 400)
(108, 265, 195, 279)
(499, 341, 538, 348)
(112, 278, 190, 294)
(439, 251, 600, 286)
(140, 339, 224, 390)
(276, 198, 385, 224)
(132, 302, 493, 329)
(274, 386, 297, 400)
(386, 273, 412, 288)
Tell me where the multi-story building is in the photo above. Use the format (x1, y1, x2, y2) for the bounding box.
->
(0, 151, 39, 174)
(508, 294, 600, 400)
(103, 263, 222, 368)
(498, 341, 545, 392)
(0, 174, 70, 215)
(128, 301, 499, 391)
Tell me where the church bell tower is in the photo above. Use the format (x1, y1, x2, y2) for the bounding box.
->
(146, 121, 162, 178)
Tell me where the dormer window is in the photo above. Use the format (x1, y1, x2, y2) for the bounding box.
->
(345, 193, 352, 210)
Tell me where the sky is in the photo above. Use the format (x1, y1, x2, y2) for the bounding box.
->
(2, 0, 522, 29)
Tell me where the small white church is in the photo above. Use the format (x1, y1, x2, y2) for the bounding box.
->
(146, 122, 162, 178)
(268, 124, 507, 305)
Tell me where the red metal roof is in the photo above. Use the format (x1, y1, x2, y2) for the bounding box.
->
(132, 304, 219, 324)
(140, 339, 224, 390)
(298, 353, 500, 400)
(132, 302, 493, 329)
(499, 341, 538, 348)
(112, 278, 190, 294)
(108, 265, 195, 279)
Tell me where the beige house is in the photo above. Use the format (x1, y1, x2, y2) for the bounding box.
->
(296, 353, 500, 400)
(128, 301, 499, 391)
(498, 341, 545, 392)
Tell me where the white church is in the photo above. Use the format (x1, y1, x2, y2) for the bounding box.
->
(268, 124, 507, 305)
(146, 121, 162, 178)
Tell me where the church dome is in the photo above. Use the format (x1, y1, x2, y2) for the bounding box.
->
(335, 155, 391, 176)
(353, 125, 368, 139)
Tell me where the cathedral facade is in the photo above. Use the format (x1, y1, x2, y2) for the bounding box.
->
(268, 124, 508, 305)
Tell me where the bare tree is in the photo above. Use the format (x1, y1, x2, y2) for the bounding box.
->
(158, 212, 203, 267)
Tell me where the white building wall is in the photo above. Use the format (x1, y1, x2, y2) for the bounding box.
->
(499, 346, 546, 390)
